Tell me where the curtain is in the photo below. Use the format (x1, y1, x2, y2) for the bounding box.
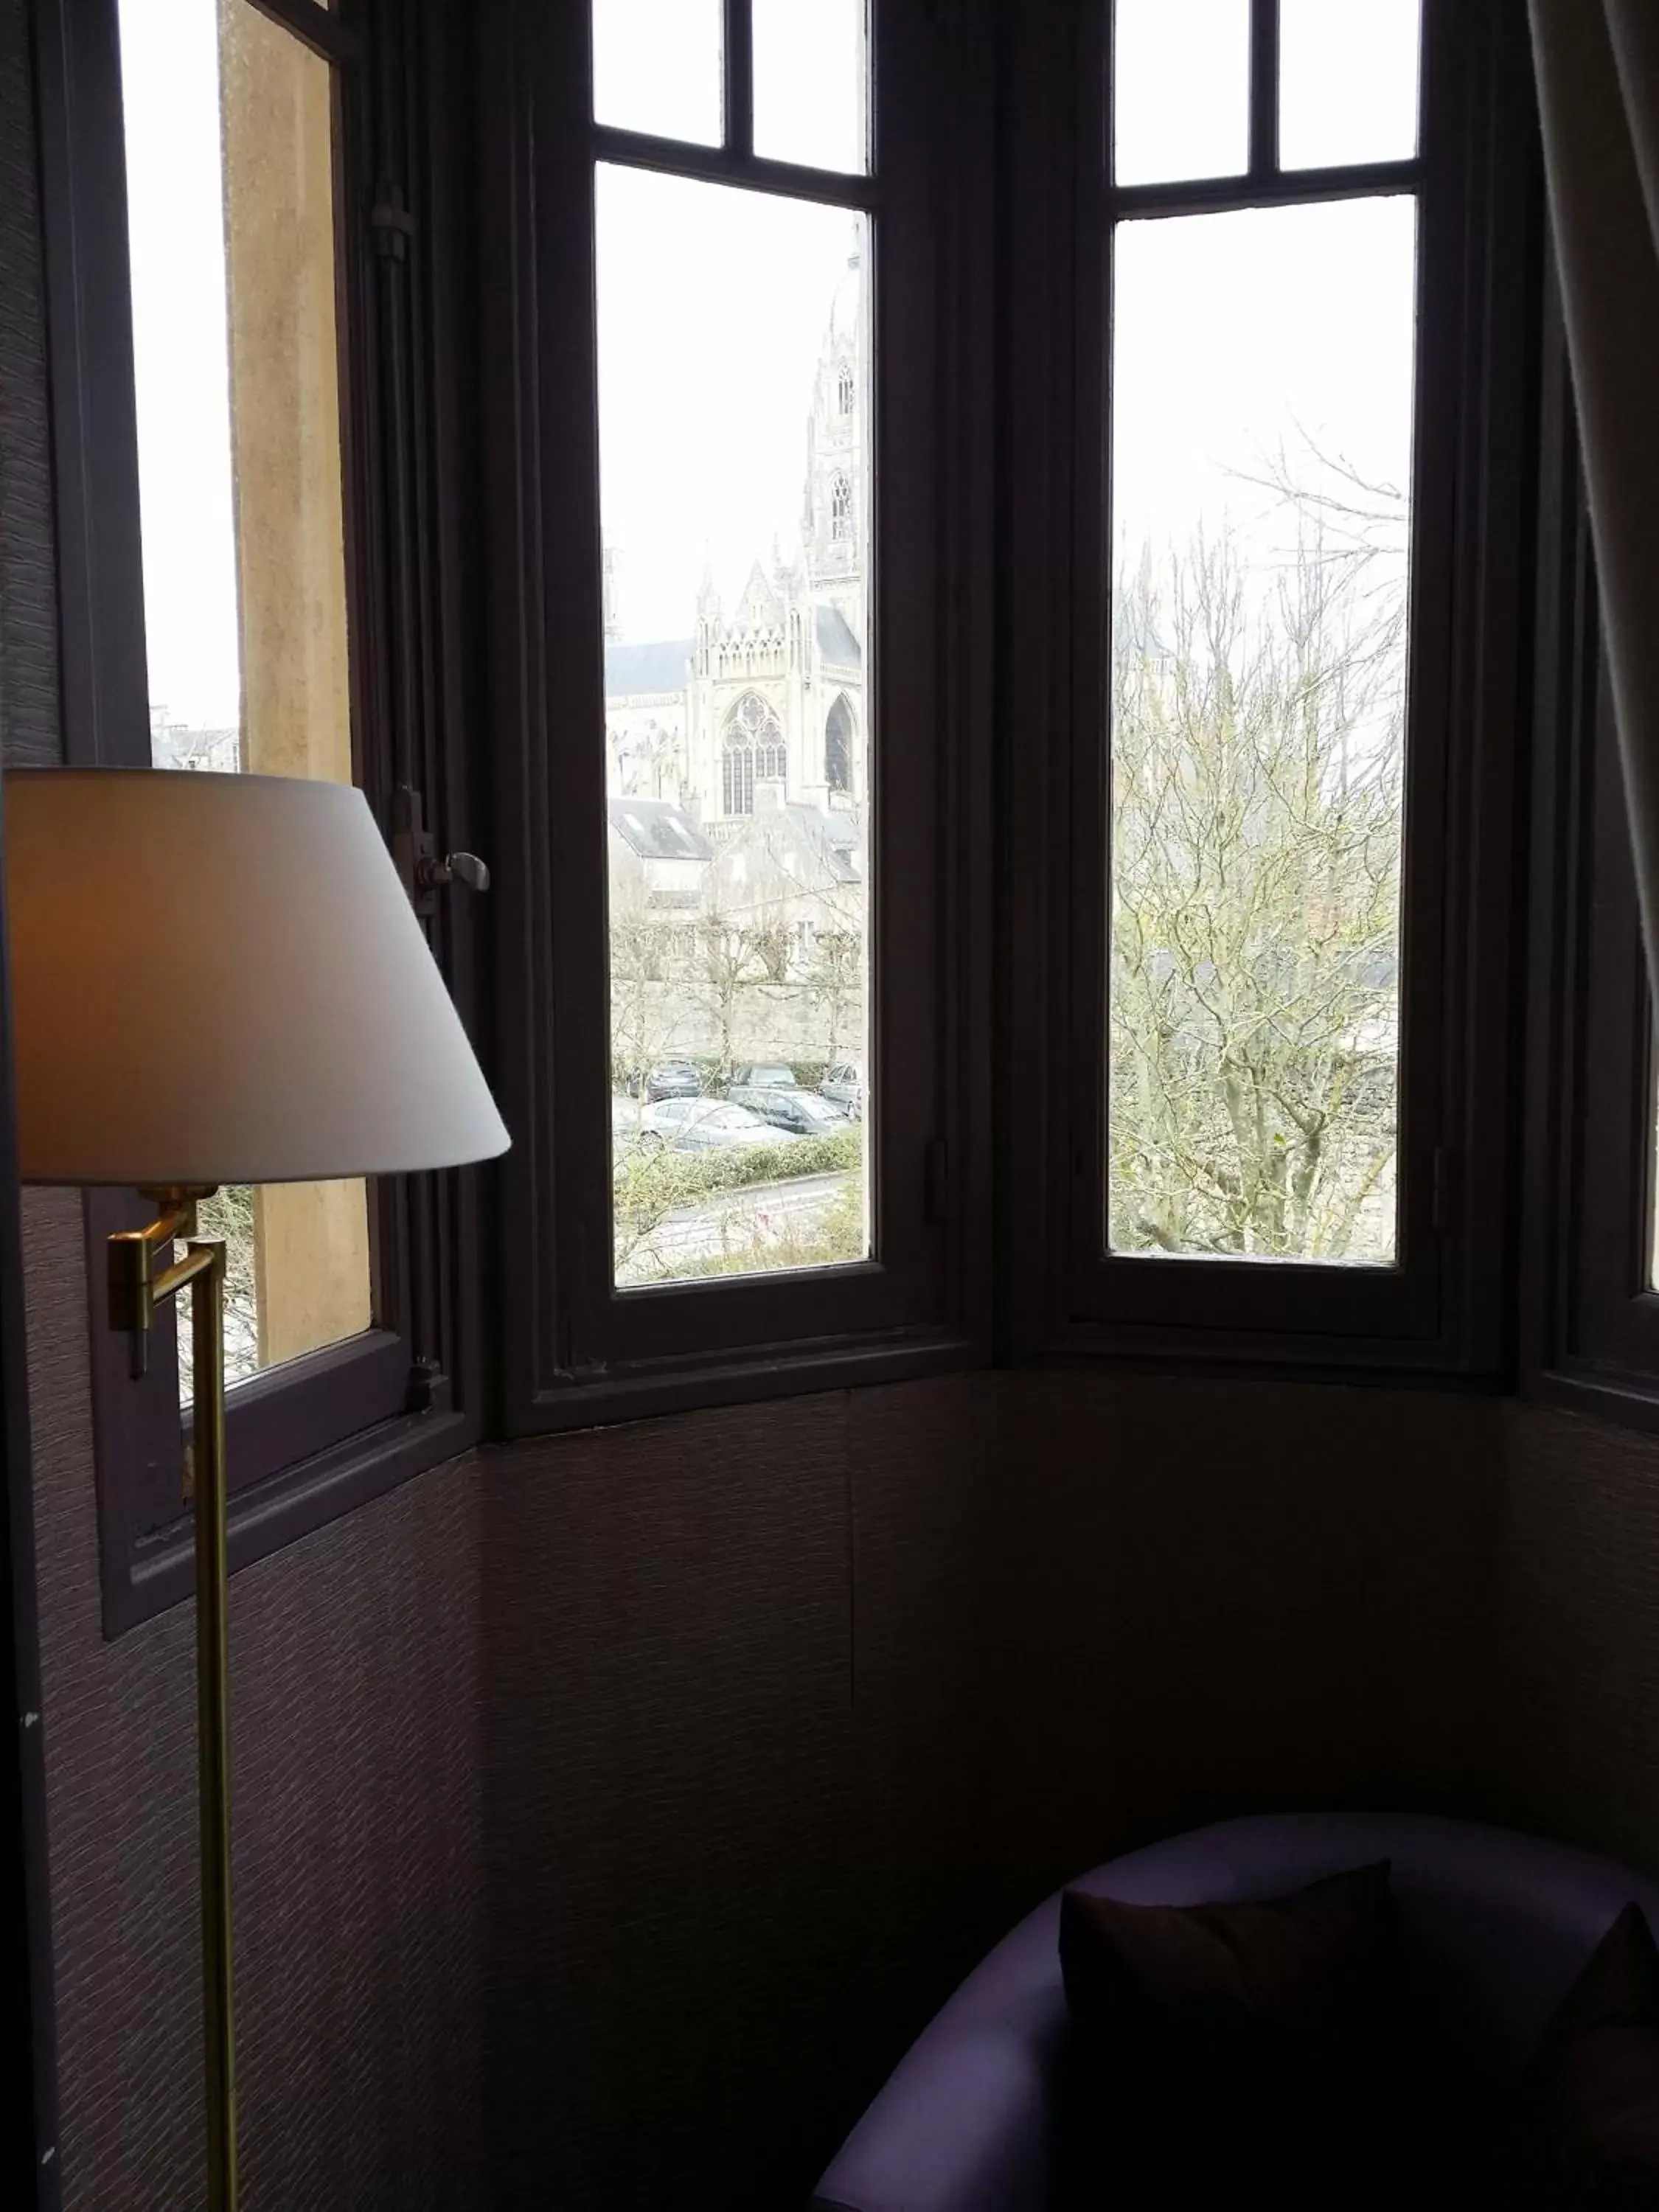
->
(1529, 0, 1659, 996)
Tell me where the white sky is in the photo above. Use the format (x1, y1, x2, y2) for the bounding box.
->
(1113, 195, 1418, 576)
(116, 0, 240, 731)
(116, 0, 1421, 717)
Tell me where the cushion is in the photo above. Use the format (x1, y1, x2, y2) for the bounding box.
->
(1056, 1862, 1416, 2203)
(1060, 1858, 1399, 2066)
(1514, 1902, 1659, 2207)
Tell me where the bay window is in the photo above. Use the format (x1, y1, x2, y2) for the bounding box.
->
(33, 0, 1596, 1637)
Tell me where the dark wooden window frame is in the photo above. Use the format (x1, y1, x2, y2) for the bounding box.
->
(1000, 0, 1538, 1377)
(33, 0, 489, 1632)
(478, 0, 994, 1435)
(1519, 261, 1659, 1433)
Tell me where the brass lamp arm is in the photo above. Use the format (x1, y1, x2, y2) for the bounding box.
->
(108, 1185, 220, 1379)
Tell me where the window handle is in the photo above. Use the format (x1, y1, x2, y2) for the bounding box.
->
(392, 786, 488, 917)
(419, 850, 490, 895)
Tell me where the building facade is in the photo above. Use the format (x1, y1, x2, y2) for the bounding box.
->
(602, 244, 869, 837)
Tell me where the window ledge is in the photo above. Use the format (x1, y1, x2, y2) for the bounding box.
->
(512, 1326, 978, 1438)
(104, 1401, 476, 1638)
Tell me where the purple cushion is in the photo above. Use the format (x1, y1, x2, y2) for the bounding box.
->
(812, 1814, 1659, 2212)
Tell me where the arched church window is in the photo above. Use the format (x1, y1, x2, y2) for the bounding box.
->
(830, 472, 852, 541)
(825, 695, 853, 794)
(837, 361, 855, 417)
(721, 692, 786, 815)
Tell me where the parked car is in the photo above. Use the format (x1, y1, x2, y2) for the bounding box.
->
(641, 1097, 788, 1154)
(725, 1083, 851, 1138)
(629, 1060, 703, 1103)
(727, 1062, 798, 1091)
(820, 1059, 864, 1120)
(611, 1093, 647, 1172)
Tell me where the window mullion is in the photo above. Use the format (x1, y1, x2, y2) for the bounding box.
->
(1248, 0, 1281, 178)
(723, 0, 754, 159)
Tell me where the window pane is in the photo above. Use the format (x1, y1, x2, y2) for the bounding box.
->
(1107, 198, 1417, 1265)
(117, 0, 372, 1391)
(1280, 0, 1421, 171)
(592, 0, 723, 147)
(754, 0, 869, 175)
(595, 167, 871, 1287)
(1113, 0, 1249, 187)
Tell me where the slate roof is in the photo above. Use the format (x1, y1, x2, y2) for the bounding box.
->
(814, 604, 861, 667)
(606, 797, 713, 862)
(730, 802, 863, 886)
(604, 639, 694, 698)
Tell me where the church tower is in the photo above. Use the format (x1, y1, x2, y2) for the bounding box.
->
(801, 237, 869, 644)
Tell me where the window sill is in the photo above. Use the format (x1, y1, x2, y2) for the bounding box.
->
(1523, 1362, 1659, 1442)
(103, 1400, 476, 1638)
(510, 1324, 979, 1438)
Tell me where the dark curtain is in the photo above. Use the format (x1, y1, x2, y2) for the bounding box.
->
(1529, 0, 1659, 998)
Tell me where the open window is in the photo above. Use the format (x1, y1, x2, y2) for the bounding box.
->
(37, 0, 484, 1628)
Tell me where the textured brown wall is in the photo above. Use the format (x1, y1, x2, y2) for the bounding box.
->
(1491, 1400, 1659, 1872)
(478, 1369, 1519, 2210)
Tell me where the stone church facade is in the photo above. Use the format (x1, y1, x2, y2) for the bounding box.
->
(602, 244, 868, 835)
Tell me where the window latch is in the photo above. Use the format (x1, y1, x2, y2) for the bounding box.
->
(371, 184, 416, 263)
(392, 787, 490, 919)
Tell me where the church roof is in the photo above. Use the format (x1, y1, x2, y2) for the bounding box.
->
(607, 797, 713, 862)
(724, 803, 862, 886)
(814, 604, 861, 667)
(605, 639, 694, 699)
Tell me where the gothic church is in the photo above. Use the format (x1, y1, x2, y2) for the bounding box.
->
(602, 244, 867, 832)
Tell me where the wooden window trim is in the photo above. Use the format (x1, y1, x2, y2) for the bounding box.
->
(999, 0, 1539, 1376)
(478, 0, 993, 1435)
(33, 0, 487, 1632)
(1519, 263, 1659, 1434)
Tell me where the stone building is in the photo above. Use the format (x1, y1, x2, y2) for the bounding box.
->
(602, 243, 869, 838)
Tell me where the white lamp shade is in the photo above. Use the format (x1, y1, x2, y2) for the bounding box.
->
(3, 769, 510, 1188)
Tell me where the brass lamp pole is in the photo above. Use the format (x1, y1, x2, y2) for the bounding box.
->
(2, 769, 509, 2211)
(109, 1189, 237, 2210)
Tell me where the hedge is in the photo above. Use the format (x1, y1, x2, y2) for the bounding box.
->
(614, 1130, 860, 1228)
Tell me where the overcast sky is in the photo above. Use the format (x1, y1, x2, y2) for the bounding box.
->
(116, 0, 1420, 721)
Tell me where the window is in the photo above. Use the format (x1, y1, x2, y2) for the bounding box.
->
(1106, 196, 1415, 1268)
(593, 21, 875, 1293)
(1002, 0, 1531, 1364)
(487, 0, 979, 1421)
(119, 0, 371, 1397)
(1520, 290, 1659, 1427)
(42, 0, 484, 1627)
(720, 692, 787, 816)
(825, 695, 853, 794)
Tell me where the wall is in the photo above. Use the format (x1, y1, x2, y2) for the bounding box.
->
(478, 1368, 1517, 2211)
(1491, 1399, 1659, 1872)
(23, 1191, 487, 2212)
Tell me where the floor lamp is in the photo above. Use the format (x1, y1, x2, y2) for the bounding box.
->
(1, 768, 509, 2211)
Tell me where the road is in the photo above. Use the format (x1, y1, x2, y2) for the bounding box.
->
(617, 1169, 853, 1284)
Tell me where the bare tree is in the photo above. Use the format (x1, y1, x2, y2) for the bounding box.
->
(689, 898, 762, 1082)
(608, 911, 680, 1086)
(1108, 518, 1405, 1262)
(802, 929, 862, 1064)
